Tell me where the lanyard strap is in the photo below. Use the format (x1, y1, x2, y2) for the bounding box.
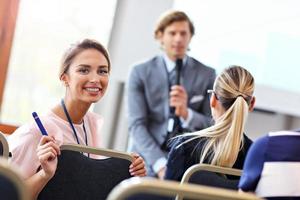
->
(61, 99, 89, 157)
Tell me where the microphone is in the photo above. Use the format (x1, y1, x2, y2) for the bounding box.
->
(170, 58, 183, 114)
(169, 58, 183, 113)
(176, 59, 183, 85)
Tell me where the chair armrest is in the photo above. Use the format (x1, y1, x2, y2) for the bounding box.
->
(107, 177, 263, 200)
(181, 163, 242, 184)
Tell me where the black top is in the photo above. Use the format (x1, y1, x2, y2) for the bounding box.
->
(165, 134, 253, 181)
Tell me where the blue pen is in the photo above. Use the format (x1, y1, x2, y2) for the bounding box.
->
(32, 112, 48, 136)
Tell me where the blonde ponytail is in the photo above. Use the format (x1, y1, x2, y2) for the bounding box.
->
(178, 66, 254, 167)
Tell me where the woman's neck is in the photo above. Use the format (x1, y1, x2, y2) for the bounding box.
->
(52, 97, 91, 124)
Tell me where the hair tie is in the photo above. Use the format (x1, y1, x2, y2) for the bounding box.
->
(236, 95, 252, 105)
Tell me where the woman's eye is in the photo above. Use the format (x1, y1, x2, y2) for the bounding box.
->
(98, 69, 109, 75)
(78, 68, 89, 74)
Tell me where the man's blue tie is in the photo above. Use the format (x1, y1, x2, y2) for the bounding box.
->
(161, 59, 183, 151)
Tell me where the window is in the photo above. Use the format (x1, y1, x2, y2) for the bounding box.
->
(174, 0, 300, 93)
(174, 0, 300, 116)
(1, 0, 117, 124)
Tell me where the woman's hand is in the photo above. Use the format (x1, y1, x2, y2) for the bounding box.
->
(36, 136, 61, 180)
(26, 136, 61, 199)
(129, 153, 147, 177)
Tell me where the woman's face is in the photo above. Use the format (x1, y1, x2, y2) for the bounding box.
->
(210, 93, 226, 121)
(62, 48, 109, 105)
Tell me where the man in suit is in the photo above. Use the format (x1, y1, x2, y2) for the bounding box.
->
(127, 10, 216, 178)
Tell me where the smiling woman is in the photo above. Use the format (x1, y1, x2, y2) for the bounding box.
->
(7, 39, 147, 199)
(59, 42, 110, 111)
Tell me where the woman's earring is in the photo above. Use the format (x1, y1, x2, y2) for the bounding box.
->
(64, 82, 69, 87)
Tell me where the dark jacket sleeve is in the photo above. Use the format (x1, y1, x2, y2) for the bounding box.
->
(164, 137, 204, 181)
(164, 138, 187, 181)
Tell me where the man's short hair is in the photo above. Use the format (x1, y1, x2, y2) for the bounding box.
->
(154, 10, 195, 39)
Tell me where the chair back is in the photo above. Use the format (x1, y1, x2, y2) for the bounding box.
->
(38, 144, 133, 200)
(181, 164, 241, 188)
(0, 131, 9, 158)
(177, 164, 242, 200)
(255, 132, 300, 199)
(0, 158, 30, 200)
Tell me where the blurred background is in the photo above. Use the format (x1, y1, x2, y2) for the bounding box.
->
(1, 0, 299, 150)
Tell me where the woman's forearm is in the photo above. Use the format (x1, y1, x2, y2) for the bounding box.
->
(25, 170, 52, 200)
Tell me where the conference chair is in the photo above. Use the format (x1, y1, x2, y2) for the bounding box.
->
(0, 158, 30, 200)
(0, 131, 9, 158)
(181, 163, 242, 187)
(38, 144, 133, 200)
(107, 177, 264, 200)
(176, 164, 242, 200)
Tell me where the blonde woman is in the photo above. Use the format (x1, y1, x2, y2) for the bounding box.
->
(165, 65, 255, 181)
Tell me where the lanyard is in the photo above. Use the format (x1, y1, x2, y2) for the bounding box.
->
(61, 99, 89, 157)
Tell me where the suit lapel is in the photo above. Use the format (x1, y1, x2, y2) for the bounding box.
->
(150, 56, 169, 117)
(182, 56, 197, 97)
(151, 55, 168, 90)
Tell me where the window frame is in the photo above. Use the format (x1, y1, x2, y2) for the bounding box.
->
(0, 0, 20, 111)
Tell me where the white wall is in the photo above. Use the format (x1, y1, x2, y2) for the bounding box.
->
(246, 111, 300, 140)
(93, 0, 173, 149)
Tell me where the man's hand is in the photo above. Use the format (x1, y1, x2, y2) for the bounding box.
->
(169, 85, 188, 119)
